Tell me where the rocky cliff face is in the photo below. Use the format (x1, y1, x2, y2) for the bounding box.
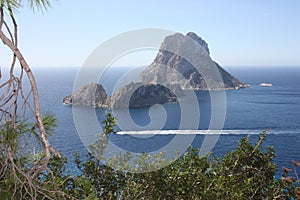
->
(141, 32, 248, 90)
(63, 83, 108, 107)
(109, 82, 177, 109)
(63, 83, 177, 109)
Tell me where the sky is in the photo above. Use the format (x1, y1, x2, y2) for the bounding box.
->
(1, 0, 300, 68)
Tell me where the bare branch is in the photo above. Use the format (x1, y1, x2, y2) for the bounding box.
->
(0, 3, 63, 199)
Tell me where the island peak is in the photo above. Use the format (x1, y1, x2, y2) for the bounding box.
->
(63, 32, 249, 108)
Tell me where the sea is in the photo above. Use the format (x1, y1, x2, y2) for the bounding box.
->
(32, 66, 300, 177)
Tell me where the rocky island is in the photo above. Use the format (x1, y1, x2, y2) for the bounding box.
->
(63, 82, 178, 109)
(63, 83, 108, 107)
(63, 32, 249, 108)
(141, 32, 249, 90)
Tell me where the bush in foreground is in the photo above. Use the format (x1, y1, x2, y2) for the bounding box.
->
(1, 113, 300, 199)
(73, 131, 287, 199)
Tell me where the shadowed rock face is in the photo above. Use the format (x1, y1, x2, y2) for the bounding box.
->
(141, 32, 249, 90)
(63, 83, 108, 107)
(63, 83, 177, 109)
(109, 82, 177, 109)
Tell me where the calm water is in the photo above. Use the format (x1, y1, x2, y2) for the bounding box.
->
(34, 66, 300, 176)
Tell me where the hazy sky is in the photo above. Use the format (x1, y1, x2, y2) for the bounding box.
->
(1, 0, 300, 67)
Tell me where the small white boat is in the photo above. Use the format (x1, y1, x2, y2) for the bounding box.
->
(259, 83, 272, 87)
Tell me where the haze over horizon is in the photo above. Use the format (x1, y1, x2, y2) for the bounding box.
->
(1, 0, 300, 68)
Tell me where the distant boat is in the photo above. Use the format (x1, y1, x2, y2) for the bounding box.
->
(259, 83, 272, 87)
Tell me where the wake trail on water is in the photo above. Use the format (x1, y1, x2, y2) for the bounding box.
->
(116, 129, 299, 135)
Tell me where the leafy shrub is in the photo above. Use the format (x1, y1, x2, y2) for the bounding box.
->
(1, 113, 298, 199)
(71, 114, 290, 199)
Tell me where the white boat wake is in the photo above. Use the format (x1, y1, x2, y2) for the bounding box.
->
(116, 129, 299, 135)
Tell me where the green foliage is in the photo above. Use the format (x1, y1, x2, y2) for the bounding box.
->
(109, 132, 280, 199)
(89, 112, 117, 162)
(1, 112, 299, 199)
(118, 147, 211, 199)
(102, 112, 117, 135)
(73, 114, 292, 199)
(202, 132, 279, 199)
(39, 155, 98, 199)
(1, 119, 29, 147)
(0, 0, 52, 11)
(42, 112, 58, 135)
(0, 113, 65, 200)
(75, 153, 125, 199)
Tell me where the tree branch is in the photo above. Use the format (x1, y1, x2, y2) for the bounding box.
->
(0, 17, 61, 166)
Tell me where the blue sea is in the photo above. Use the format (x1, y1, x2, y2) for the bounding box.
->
(34, 66, 300, 177)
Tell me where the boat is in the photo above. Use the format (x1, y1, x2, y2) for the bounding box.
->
(259, 83, 272, 87)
